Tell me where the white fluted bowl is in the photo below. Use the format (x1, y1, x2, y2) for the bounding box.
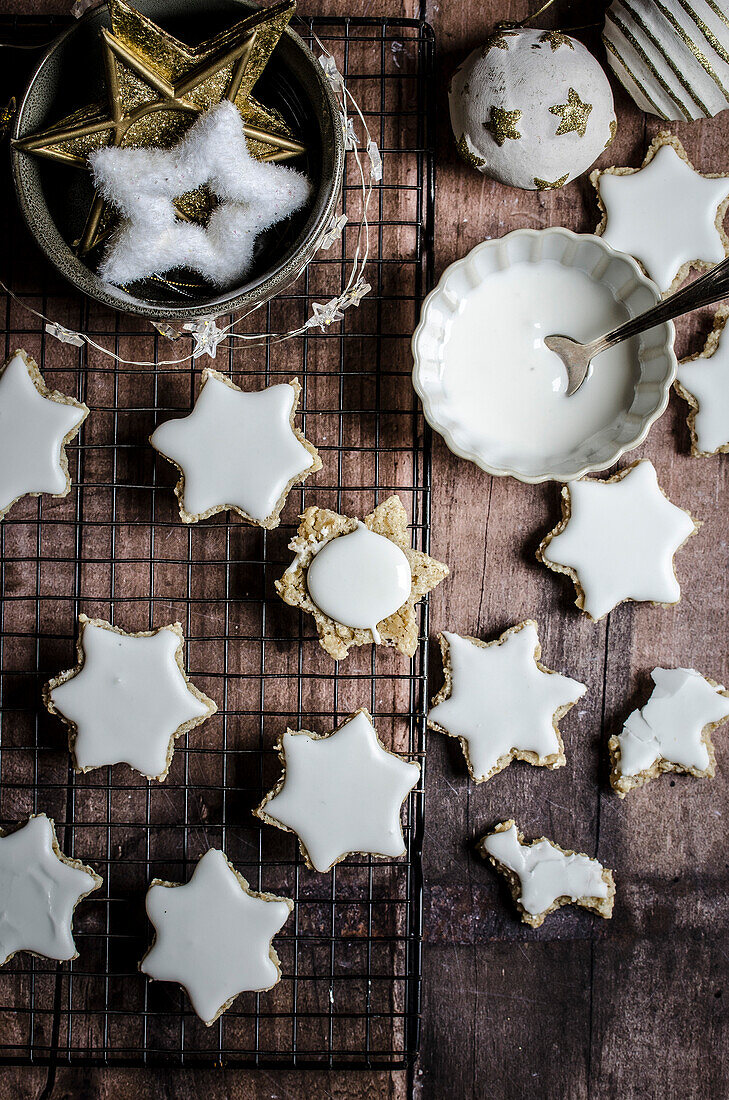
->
(412, 227, 676, 483)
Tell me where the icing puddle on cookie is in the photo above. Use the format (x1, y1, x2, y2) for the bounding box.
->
(306, 522, 411, 642)
(440, 261, 639, 472)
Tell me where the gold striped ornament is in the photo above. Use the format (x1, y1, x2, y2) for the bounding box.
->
(603, 0, 729, 121)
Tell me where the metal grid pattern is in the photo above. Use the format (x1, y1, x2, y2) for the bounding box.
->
(0, 14, 435, 1067)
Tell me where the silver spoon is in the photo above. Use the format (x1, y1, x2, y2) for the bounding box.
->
(546, 253, 729, 396)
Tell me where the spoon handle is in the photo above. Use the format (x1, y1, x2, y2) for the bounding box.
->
(589, 253, 729, 357)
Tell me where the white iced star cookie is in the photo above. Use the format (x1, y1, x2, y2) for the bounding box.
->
(592, 132, 729, 294)
(150, 371, 320, 527)
(478, 820, 615, 929)
(0, 349, 89, 521)
(609, 667, 729, 798)
(428, 621, 587, 782)
(254, 709, 421, 873)
(0, 814, 101, 964)
(676, 310, 729, 457)
(140, 849, 292, 1026)
(44, 615, 217, 780)
(276, 496, 449, 660)
(537, 459, 699, 621)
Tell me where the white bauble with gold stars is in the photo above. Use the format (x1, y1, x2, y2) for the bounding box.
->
(448, 26, 616, 191)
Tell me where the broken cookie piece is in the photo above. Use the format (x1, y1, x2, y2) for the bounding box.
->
(478, 820, 615, 928)
(609, 667, 729, 797)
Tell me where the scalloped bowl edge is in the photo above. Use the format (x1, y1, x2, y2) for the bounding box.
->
(411, 227, 676, 483)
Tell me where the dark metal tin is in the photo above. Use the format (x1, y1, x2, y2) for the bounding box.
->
(12, 0, 344, 321)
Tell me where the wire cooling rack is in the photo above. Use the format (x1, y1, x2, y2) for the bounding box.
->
(0, 13, 435, 1068)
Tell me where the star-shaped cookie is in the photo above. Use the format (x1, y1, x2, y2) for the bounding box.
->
(0, 349, 89, 521)
(676, 311, 729, 456)
(478, 820, 615, 929)
(140, 848, 292, 1025)
(0, 814, 101, 964)
(150, 370, 320, 527)
(537, 459, 699, 621)
(428, 621, 587, 782)
(44, 615, 217, 780)
(592, 132, 729, 294)
(275, 495, 449, 661)
(609, 667, 729, 797)
(254, 709, 421, 873)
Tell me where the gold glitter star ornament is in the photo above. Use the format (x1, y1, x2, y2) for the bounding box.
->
(14, 0, 305, 254)
(483, 106, 522, 147)
(449, 26, 616, 190)
(550, 88, 592, 137)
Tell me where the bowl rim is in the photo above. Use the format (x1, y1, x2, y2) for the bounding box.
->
(11, 0, 345, 322)
(411, 226, 677, 483)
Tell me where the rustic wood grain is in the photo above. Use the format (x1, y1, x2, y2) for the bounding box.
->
(4, 0, 729, 1096)
(418, 2, 729, 1099)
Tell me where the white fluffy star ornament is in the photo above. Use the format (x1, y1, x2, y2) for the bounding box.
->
(609, 667, 729, 797)
(150, 370, 321, 527)
(89, 101, 310, 288)
(592, 132, 729, 294)
(255, 709, 421, 873)
(44, 615, 217, 780)
(676, 312, 729, 456)
(428, 621, 587, 782)
(538, 460, 699, 621)
(140, 849, 292, 1025)
(0, 814, 101, 965)
(0, 350, 88, 521)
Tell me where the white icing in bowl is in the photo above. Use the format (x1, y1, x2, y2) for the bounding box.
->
(412, 228, 677, 482)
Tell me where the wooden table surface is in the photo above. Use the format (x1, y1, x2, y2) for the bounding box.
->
(3, 0, 729, 1096)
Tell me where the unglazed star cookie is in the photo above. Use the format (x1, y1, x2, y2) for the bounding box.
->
(275, 496, 449, 660)
(676, 311, 729, 456)
(44, 615, 217, 780)
(0, 814, 101, 964)
(537, 459, 699, 621)
(0, 349, 89, 520)
(150, 371, 321, 527)
(592, 132, 729, 294)
(428, 621, 587, 782)
(477, 820, 615, 929)
(609, 667, 729, 798)
(140, 848, 292, 1025)
(254, 709, 421, 873)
